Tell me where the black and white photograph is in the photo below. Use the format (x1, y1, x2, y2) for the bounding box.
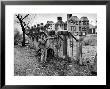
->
(14, 13, 97, 76)
(3, 3, 107, 85)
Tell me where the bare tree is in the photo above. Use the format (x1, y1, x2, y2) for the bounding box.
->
(15, 14, 30, 46)
(15, 14, 37, 46)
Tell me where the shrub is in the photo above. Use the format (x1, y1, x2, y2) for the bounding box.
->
(83, 35, 97, 46)
(14, 30, 22, 45)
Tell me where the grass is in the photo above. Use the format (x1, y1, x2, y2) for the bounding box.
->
(14, 45, 97, 76)
(14, 34, 97, 76)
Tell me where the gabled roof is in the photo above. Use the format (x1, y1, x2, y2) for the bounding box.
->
(55, 20, 65, 25)
(68, 16, 79, 21)
(47, 21, 54, 24)
(80, 16, 89, 21)
(89, 24, 95, 29)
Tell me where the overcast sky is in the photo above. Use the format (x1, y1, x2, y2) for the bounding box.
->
(31, 13, 97, 26)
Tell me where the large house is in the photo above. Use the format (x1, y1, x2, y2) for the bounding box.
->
(79, 16, 89, 36)
(67, 14, 80, 36)
(67, 14, 89, 37)
(55, 17, 65, 32)
(46, 21, 55, 31)
(88, 24, 97, 34)
(66, 14, 89, 58)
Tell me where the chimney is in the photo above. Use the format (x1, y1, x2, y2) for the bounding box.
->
(57, 17, 62, 21)
(67, 14, 72, 20)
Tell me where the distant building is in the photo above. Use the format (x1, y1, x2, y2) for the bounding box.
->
(64, 21, 67, 30)
(67, 14, 80, 36)
(40, 23, 44, 30)
(95, 26, 97, 34)
(55, 17, 65, 31)
(79, 16, 89, 36)
(67, 14, 90, 59)
(46, 21, 55, 31)
(67, 14, 89, 36)
(88, 24, 96, 34)
(38, 23, 47, 33)
(37, 24, 40, 28)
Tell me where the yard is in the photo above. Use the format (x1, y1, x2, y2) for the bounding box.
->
(14, 44, 97, 76)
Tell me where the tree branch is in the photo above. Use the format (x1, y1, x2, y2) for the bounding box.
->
(22, 14, 29, 20)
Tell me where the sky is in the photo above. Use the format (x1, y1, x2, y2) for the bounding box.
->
(14, 13, 97, 34)
(31, 13, 97, 26)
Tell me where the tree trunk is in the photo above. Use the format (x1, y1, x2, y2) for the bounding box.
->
(19, 18, 26, 47)
(22, 30, 25, 46)
(16, 15, 27, 47)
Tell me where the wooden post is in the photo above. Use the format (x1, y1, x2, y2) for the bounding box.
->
(72, 38, 73, 57)
(63, 35, 67, 58)
(76, 36, 83, 65)
(44, 48, 47, 62)
(79, 41, 83, 65)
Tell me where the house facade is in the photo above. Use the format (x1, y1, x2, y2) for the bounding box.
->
(46, 21, 55, 31)
(67, 14, 80, 36)
(79, 16, 89, 36)
(55, 17, 65, 32)
(88, 24, 97, 34)
(67, 14, 89, 37)
(67, 14, 89, 59)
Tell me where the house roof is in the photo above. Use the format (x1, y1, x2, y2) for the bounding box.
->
(55, 20, 65, 25)
(68, 16, 79, 21)
(47, 21, 54, 24)
(89, 24, 95, 29)
(80, 16, 89, 21)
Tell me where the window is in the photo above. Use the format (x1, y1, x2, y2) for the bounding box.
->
(76, 21, 78, 25)
(79, 21, 81, 25)
(79, 32, 82, 36)
(82, 32, 86, 36)
(83, 21, 87, 25)
(79, 27, 81, 31)
(71, 26, 76, 31)
(87, 21, 89, 25)
(82, 27, 86, 31)
(70, 20, 73, 23)
(74, 32, 78, 36)
(73, 21, 76, 25)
